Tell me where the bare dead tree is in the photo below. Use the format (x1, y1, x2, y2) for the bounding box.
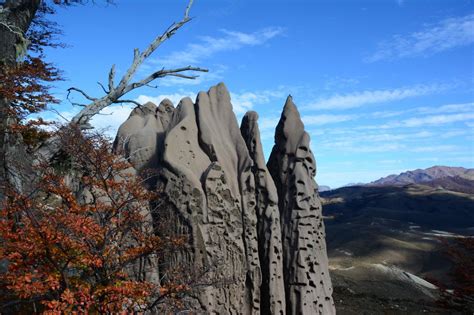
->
(34, 0, 207, 164)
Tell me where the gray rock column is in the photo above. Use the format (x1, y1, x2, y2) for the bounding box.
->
(241, 111, 286, 315)
(195, 83, 262, 314)
(267, 96, 335, 315)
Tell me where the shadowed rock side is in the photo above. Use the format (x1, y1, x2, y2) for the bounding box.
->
(267, 96, 335, 315)
(113, 83, 334, 314)
(159, 95, 257, 313)
(241, 111, 286, 315)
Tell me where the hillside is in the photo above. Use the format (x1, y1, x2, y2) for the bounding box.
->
(321, 184, 474, 313)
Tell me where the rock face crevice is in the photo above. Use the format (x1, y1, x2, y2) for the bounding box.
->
(114, 83, 335, 314)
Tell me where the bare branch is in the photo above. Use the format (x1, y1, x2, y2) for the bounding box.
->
(167, 73, 199, 79)
(184, 0, 194, 19)
(114, 99, 142, 107)
(97, 81, 109, 94)
(108, 64, 116, 92)
(67, 87, 97, 101)
(122, 66, 207, 94)
(66, 0, 207, 129)
(48, 108, 70, 123)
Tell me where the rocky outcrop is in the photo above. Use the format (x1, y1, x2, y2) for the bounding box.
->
(267, 96, 335, 314)
(114, 83, 334, 314)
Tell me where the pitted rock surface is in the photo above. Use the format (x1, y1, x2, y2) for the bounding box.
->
(195, 83, 261, 313)
(241, 111, 286, 315)
(267, 96, 335, 315)
(200, 162, 247, 313)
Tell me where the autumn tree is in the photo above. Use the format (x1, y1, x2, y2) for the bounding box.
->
(0, 126, 194, 313)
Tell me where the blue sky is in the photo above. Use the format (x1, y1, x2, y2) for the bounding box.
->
(44, 0, 474, 187)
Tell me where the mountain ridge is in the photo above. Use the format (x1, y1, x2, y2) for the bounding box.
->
(369, 165, 473, 186)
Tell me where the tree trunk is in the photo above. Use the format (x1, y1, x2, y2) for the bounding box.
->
(0, 0, 40, 197)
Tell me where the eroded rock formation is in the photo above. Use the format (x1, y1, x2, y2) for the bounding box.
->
(267, 96, 335, 314)
(114, 83, 335, 314)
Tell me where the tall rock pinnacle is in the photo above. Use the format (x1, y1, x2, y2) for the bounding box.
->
(241, 111, 286, 314)
(267, 96, 336, 314)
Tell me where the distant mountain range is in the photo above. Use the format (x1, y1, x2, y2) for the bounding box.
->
(368, 166, 474, 194)
(370, 165, 473, 185)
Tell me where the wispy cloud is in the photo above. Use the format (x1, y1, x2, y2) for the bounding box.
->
(302, 114, 357, 125)
(370, 102, 474, 119)
(230, 88, 287, 115)
(366, 13, 474, 62)
(417, 102, 474, 114)
(315, 130, 435, 153)
(410, 145, 460, 153)
(153, 27, 285, 67)
(357, 111, 474, 130)
(304, 84, 445, 110)
(401, 113, 474, 127)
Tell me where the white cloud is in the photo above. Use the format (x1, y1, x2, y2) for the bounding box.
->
(323, 76, 361, 91)
(153, 27, 285, 67)
(321, 140, 405, 153)
(357, 108, 474, 130)
(367, 13, 474, 62)
(351, 143, 405, 153)
(315, 130, 435, 155)
(302, 114, 357, 125)
(90, 104, 136, 138)
(402, 112, 474, 127)
(230, 89, 286, 115)
(304, 84, 444, 110)
(360, 130, 433, 142)
(440, 130, 470, 138)
(371, 110, 406, 118)
(410, 145, 460, 153)
(370, 102, 473, 119)
(417, 102, 474, 114)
